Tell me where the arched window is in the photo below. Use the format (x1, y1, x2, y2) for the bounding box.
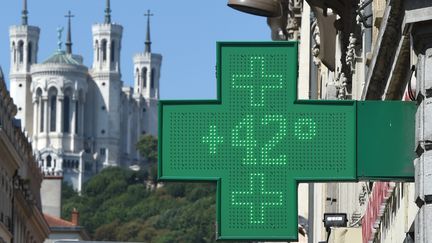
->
(63, 95, 70, 133)
(46, 155, 52, 167)
(27, 42, 32, 63)
(142, 68, 147, 88)
(12, 42, 16, 63)
(18, 41, 24, 63)
(151, 68, 156, 89)
(49, 88, 58, 132)
(96, 40, 99, 61)
(101, 39, 107, 61)
(136, 68, 140, 91)
(41, 103, 45, 132)
(37, 88, 44, 132)
(110, 40, 115, 62)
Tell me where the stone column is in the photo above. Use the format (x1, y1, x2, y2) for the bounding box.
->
(412, 21, 432, 243)
(126, 115, 131, 156)
(79, 101, 84, 137)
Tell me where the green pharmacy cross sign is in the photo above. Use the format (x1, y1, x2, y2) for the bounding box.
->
(159, 42, 416, 241)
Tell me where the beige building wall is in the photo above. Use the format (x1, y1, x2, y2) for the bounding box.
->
(0, 68, 49, 243)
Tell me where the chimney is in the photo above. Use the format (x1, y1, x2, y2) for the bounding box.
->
(71, 208, 79, 226)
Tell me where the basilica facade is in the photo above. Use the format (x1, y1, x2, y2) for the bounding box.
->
(8, 1, 161, 191)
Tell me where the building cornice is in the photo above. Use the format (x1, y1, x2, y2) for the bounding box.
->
(89, 70, 121, 80)
(31, 63, 88, 77)
(9, 25, 40, 36)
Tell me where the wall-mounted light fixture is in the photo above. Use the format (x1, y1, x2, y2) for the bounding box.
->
(227, 0, 282, 17)
(323, 213, 348, 232)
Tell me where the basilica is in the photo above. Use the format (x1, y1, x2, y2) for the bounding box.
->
(8, 0, 161, 191)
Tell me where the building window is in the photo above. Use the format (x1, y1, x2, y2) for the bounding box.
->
(63, 96, 70, 133)
(96, 40, 99, 61)
(27, 42, 32, 63)
(101, 39, 107, 61)
(49, 88, 58, 132)
(136, 68, 140, 90)
(12, 42, 16, 64)
(110, 40, 115, 62)
(47, 155, 52, 167)
(40, 100, 44, 132)
(18, 40, 24, 63)
(100, 148, 106, 156)
(151, 68, 155, 89)
(142, 68, 147, 88)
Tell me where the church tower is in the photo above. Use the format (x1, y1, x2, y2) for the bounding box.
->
(90, 0, 123, 167)
(133, 10, 162, 136)
(9, 0, 40, 135)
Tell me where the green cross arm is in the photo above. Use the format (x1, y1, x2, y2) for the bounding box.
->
(159, 42, 416, 241)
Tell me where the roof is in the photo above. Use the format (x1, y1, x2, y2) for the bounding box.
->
(44, 214, 91, 240)
(44, 214, 76, 227)
(42, 51, 80, 65)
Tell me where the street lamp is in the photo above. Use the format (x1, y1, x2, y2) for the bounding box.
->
(227, 0, 282, 17)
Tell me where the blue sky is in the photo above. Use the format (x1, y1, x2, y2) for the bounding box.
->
(0, 0, 270, 99)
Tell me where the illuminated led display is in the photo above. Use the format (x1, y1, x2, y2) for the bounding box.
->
(202, 125, 224, 154)
(159, 42, 357, 240)
(231, 173, 283, 224)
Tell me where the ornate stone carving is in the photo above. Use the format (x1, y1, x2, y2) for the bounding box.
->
(331, 72, 349, 100)
(346, 33, 357, 70)
(311, 17, 321, 66)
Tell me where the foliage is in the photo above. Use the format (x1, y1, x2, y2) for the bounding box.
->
(61, 167, 232, 242)
(137, 134, 159, 187)
(62, 135, 244, 242)
(137, 134, 158, 163)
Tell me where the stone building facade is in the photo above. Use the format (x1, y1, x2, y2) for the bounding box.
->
(8, 1, 162, 191)
(231, 0, 432, 242)
(0, 67, 49, 243)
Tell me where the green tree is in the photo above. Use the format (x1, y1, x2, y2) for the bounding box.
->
(137, 134, 158, 163)
(137, 134, 159, 187)
(61, 132, 241, 242)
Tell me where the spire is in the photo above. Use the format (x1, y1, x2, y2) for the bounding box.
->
(144, 9, 153, 53)
(22, 0, 28, 25)
(65, 10, 75, 54)
(105, 0, 111, 24)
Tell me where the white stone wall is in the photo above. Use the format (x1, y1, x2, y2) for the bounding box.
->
(8, 19, 161, 191)
(9, 25, 40, 135)
(133, 52, 162, 137)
